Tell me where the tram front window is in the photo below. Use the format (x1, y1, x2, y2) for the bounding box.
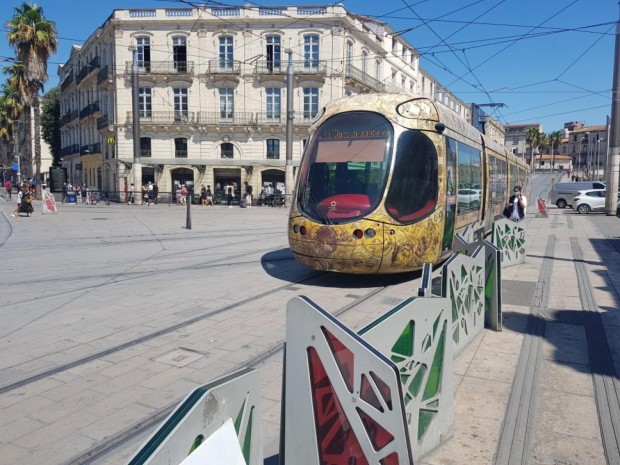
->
(385, 130, 438, 223)
(298, 112, 392, 223)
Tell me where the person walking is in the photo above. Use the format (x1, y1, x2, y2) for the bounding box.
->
(5, 179, 11, 200)
(206, 185, 214, 205)
(11, 186, 22, 217)
(180, 184, 188, 205)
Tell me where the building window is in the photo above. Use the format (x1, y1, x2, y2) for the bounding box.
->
(219, 88, 234, 121)
(362, 51, 368, 74)
(172, 36, 187, 73)
(303, 34, 319, 70)
(136, 36, 151, 71)
(267, 139, 280, 159)
(266, 35, 281, 72)
(173, 87, 188, 121)
(138, 87, 152, 119)
(266, 88, 281, 121)
(303, 87, 319, 120)
(219, 35, 234, 70)
(346, 40, 353, 68)
(140, 137, 151, 157)
(175, 138, 187, 158)
(221, 142, 234, 158)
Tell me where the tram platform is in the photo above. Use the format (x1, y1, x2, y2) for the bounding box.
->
(419, 200, 620, 464)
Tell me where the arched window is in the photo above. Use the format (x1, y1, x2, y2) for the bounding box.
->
(361, 51, 368, 74)
(175, 138, 188, 158)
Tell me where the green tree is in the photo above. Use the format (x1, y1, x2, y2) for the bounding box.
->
(3, 61, 33, 177)
(6, 2, 58, 182)
(548, 130, 562, 171)
(525, 127, 543, 168)
(41, 86, 60, 167)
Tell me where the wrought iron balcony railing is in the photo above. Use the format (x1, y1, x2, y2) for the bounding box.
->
(97, 66, 110, 85)
(80, 102, 100, 119)
(207, 59, 242, 75)
(254, 60, 327, 75)
(345, 64, 386, 92)
(126, 111, 196, 124)
(195, 112, 254, 125)
(124, 61, 194, 75)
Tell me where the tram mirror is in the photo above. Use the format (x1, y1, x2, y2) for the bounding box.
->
(435, 123, 446, 133)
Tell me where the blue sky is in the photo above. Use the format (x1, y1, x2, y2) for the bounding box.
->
(1, 0, 617, 132)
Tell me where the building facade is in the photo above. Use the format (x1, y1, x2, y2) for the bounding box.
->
(560, 124, 608, 180)
(503, 123, 543, 165)
(58, 4, 474, 198)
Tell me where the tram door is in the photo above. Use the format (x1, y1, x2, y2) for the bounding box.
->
(442, 138, 457, 252)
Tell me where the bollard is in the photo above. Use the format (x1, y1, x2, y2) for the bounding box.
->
(186, 193, 192, 229)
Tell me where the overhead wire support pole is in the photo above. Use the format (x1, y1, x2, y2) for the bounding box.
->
(130, 46, 142, 204)
(606, 8, 620, 216)
(285, 49, 294, 205)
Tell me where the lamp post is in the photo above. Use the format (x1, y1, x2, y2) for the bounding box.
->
(285, 49, 294, 204)
(129, 45, 142, 204)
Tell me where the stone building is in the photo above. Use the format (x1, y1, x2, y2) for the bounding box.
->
(57, 4, 470, 198)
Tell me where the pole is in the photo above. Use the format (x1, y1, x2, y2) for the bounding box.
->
(606, 15, 620, 215)
(285, 50, 294, 206)
(131, 47, 142, 204)
(186, 190, 192, 229)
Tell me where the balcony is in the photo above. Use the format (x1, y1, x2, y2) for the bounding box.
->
(60, 110, 79, 126)
(76, 57, 100, 85)
(195, 112, 254, 126)
(60, 144, 80, 156)
(97, 115, 112, 130)
(345, 64, 386, 92)
(97, 66, 110, 85)
(60, 73, 74, 92)
(207, 60, 242, 79)
(175, 150, 188, 158)
(126, 111, 196, 125)
(254, 112, 317, 126)
(140, 149, 151, 158)
(80, 102, 100, 120)
(124, 61, 194, 77)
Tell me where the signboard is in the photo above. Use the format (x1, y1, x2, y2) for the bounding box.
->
(12, 162, 18, 171)
(42, 189, 58, 214)
(49, 167, 67, 193)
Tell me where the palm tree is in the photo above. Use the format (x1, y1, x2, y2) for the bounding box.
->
(525, 127, 542, 169)
(3, 62, 30, 177)
(6, 2, 58, 183)
(548, 131, 562, 171)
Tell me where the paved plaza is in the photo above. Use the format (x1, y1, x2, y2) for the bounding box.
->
(1, 176, 620, 464)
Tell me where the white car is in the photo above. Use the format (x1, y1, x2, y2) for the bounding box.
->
(458, 189, 481, 209)
(572, 189, 607, 213)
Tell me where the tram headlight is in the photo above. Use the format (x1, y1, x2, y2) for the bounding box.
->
(353, 229, 364, 239)
(364, 228, 376, 238)
(293, 224, 300, 233)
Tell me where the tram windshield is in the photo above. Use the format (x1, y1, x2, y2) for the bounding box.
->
(297, 112, 393, 223)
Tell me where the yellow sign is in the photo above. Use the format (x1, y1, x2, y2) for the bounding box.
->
(107, 137, 115, 144)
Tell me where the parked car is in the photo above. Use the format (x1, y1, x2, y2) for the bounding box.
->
(572, 189, 610, 213)
(549, 181, 605, 208)
(458, 188, 481, 209)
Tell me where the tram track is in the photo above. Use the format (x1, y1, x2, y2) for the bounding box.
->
(62, 284, 392, 465)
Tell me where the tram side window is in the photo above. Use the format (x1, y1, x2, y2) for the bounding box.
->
(496, 159, 507, 205)
(509, 164, 516, 191)
(457, 143, 482, 213)
(385, 130, 438, 222)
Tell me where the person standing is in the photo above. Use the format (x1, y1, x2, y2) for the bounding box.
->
(152, 183, 159, 204)
(11, 186, 22, 217)
(504, 185, 527, 221)
(206, 185, 214, 205)
(244, 182, 253, 208)
(5, 179, 11, 200)
(180, 184, 188, 205)
(227, 185, 234, 208)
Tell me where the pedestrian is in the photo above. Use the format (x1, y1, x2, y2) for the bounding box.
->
(227, 185, 234, 208)
(21, 188, 34, 217)
(180, 184, 188, 205)
(11, 185, 22, 217)
(206, 185, 214, 206)
(503, 185, 527, 221)
(129, 183, 135, 204)
(244, 182, 253, 208)
(29, 177, 36, 199)
(200, 185, 207, 206)
(152, 183, 159, 204)
(5, 179, 11, 200)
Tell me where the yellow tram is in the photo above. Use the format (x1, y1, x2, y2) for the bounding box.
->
(288, 93, 529, 274)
